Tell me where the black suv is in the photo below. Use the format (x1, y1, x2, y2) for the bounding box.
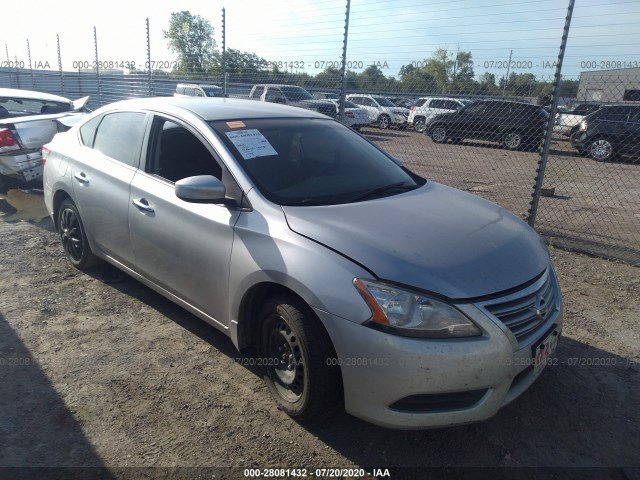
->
(570, 105, 640, 161)
(423, 99, 549, 150)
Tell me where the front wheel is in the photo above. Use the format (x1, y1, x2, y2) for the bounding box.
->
(258, 295, 341, 421)
(58, 198, 100, 269)
(378, 114, 391, 129)
(587, 137, 615, 161)
(502, 131, 524, 150)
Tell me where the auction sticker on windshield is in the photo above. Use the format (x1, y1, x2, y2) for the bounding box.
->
(226, 129, 277, 159)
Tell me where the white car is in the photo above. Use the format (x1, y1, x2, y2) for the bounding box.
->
(329, 100, 371, 130)
(346, 94, 409, 129)
(408, 97, 472, 133)
(553, 103, 601, 136)
(0, 88, 88, 182)
(174, 83, 224, 98)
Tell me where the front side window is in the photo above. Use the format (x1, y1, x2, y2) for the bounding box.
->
(148, 118, 222, 182)
(93, 112, 146, 167)
(210, 118, 423, 206)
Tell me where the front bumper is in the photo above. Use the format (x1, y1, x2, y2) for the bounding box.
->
(314, 270, 563, 429)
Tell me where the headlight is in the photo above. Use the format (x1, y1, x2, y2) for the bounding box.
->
(354, 279, 482, 338)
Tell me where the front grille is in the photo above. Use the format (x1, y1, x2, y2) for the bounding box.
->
(481, 270, 557, 344)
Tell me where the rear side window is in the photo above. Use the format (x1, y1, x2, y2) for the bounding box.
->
(252, 86, 265, 98)
(443, 100, 463, 110)
(430, 99, 446, 109)
(414, 99, 427, 107)
(93, 112, 147, 167)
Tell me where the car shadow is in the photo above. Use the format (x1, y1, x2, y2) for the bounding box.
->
(0, 313, 114, 476)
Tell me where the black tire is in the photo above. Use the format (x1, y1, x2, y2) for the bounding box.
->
(587, 137, 615, 161)
(413, 117, 426, 133)
(502, 131, 524, 150)
(377, 114, 391, 130)
(258, 295, 341, 421)
(57, 198, 100, 269)
(430, 125, 448, 143)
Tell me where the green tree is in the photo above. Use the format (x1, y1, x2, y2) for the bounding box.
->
(164, 11, 217, 74)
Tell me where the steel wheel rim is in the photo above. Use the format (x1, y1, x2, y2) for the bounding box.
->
(432, 127, 446, 142)
(265, 315, 304, 402)
(590, 139, 612, 160)
(504, 132, 522, 149)
(59, 207, 84, 262)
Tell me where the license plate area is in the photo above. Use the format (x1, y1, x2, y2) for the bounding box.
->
(532, 328, 559, 374)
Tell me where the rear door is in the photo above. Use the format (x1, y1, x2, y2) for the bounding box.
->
(128, 115, 241, 326)
(71, 111, 149, 264)
(618, 107, 640, 157)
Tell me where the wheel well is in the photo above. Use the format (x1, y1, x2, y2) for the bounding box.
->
(52, 190, 71, 230)
(236, 282, 333, 356)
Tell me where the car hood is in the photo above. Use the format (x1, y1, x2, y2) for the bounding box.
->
(282, 182, 548, 300)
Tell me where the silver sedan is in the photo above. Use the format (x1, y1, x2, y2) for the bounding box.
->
(43, 97, 562, 429)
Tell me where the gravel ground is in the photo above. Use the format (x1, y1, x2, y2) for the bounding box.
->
(0, 190, 638, 479)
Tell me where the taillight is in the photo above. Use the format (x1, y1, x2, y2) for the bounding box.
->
(0, 128, 20, 153)
(345, 111, 354, 117)
(410, 105, 415, 111)
(42, 145, 51, 166)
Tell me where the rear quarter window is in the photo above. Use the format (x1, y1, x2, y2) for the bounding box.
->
(79, 115, 102, 146)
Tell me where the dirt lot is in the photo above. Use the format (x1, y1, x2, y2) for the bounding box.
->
(0, 190, 638, 479)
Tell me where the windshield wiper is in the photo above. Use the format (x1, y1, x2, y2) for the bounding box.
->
(349, 182, 417, 202)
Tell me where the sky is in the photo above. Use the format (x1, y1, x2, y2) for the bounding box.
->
(1, 0, 639, 81)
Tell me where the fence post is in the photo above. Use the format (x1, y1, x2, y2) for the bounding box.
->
(527, 0, 575, 228)
(27, 39, 35, 89)
(94, 26, 102, 107)
(222, 8, 226, 96)
(146, 18, 152, 97)
(57, 34, 65, 96)
(338, 0, 351, 122)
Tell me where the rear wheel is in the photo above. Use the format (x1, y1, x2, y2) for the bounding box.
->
(413, 117, 426, 133)
(587, 137, 615, 161)
(258, 295, 341, 421)
(430, 125, 448, 143)
(378, 114, 391, 129)
(58, 198, 100, 269)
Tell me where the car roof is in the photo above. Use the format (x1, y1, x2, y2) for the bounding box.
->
(0, 88, 73, 104)
(99, 97, 329, 121)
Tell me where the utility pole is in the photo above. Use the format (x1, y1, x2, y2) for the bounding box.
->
(502, 49, 513, 97)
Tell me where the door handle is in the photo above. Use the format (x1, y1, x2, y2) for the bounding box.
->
(132, 198, 154, 213)
(74, 172, 89, 184)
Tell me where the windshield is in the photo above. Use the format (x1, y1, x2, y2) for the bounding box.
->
(280, 86, 313, 101)
(373, 97, 396, 107)
(210, 118, 423, 206)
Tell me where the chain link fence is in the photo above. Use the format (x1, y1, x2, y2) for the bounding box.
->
(1, 0, 639, 264)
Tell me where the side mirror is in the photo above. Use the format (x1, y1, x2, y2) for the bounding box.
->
(175, 175, 226, 203)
